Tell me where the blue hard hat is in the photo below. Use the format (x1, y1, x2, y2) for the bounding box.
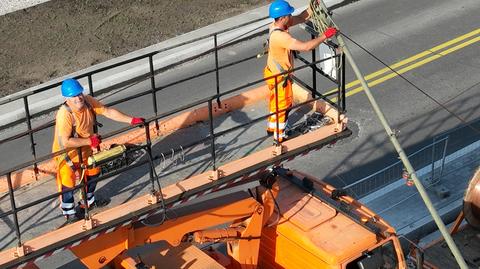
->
(269, 0, 294, 19)
(61, 78, 84, 97)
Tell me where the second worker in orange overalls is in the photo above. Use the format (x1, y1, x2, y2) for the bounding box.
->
(264, 0, 337, 142)
(52, 78, 145, 223)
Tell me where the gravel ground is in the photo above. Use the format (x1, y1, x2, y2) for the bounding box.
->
(0, 0, 267, 97)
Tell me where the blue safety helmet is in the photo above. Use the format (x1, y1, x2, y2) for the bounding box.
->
(269, 0, 294, 19)
(61, 78, 84, 97)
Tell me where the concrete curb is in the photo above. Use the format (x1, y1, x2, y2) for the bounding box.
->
(0, 0, 50, 16)
(0, 0, 340, 129)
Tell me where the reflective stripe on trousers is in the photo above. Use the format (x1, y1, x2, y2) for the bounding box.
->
(57, 164, 99, 216)
(264, 66, 293, 142)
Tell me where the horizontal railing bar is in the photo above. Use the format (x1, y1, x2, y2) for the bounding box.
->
(296, 53, 340, 84)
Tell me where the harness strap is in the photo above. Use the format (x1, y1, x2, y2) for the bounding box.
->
(62, 99, 96, 136)
(57, 99, 97, 171)
(268, 28, 293, 87)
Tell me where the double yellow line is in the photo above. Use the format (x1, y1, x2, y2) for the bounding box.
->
(328, 28, 480, 100)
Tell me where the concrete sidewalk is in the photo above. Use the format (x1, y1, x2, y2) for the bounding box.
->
(0, 0, 50, 16)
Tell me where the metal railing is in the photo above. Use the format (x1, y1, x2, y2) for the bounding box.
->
(0, 22, 346, 258)
(344, 117, 480, 199)
(344, 137, 449, 199)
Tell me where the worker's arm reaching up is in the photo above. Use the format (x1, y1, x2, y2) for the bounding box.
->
(289, 27, 337, 51)
(289, 6, 312, 26)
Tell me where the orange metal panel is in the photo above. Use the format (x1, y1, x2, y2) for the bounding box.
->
(260, 225, 337, 269)
(277, 186, 336, 232)
(291, 170, 395, 234)
(137, 243, 225, 269)
(67, 196, 259, 268)
(70, 227, 130, 269)
(258, 176, 379, 268)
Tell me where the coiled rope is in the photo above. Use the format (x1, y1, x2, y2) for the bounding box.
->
(309, 0, 342, 75)
(309, 0, 332, 34)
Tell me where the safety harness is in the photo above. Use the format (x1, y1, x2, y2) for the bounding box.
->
(267, 28, 294, 88)
(56, 99, 98, 172)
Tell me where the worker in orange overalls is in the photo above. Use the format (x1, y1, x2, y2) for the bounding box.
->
(52, 78, 145, 222)
(265, 0, 337, 142)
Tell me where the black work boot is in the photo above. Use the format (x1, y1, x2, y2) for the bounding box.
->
(58, 213, 81, 228)
(65, 214, 79, 224)
(78, 197, 110, 213)
(91, 198, 110, 209)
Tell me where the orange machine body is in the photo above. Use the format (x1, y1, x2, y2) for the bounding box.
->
(63, 169, 405, 269)
(258, 170, 405, 269)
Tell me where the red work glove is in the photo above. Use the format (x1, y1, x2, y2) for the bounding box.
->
(130, 117, 145, 126)
(324, 27, 337, 39)
(89, 134, 101, 149)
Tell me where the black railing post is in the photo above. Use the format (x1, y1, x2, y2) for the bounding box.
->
(7, 172, 22, 247)
(88, 75, 94, 97)
(214, 34, 221, 107)
(149, 56, 160, 132)
(336, 54, 342, 123)
(144, 123, 156, 192)
(87, 75, 100, 135)
(77, 148, 90, 220)
(311, 34, 317, 98)
(208, 100, 217, 171)
(23, 96, 38, 179)
(274, 78, 280, 145)
(341, 52, 346, 112)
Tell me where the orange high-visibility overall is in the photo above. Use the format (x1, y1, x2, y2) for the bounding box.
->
(264, 67, 292, 142)
(52, 95, 105, 216)
(264, 27, 296, 142)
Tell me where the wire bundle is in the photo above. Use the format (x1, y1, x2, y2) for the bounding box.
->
(309, 0, 331, 34)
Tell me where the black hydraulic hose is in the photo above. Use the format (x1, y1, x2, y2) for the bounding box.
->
(266, 188, 281, 228)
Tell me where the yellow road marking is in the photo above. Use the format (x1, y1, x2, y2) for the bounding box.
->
(345, 28, 480, 89)
(344, 36, 480, 98)
(326, 28, 480, 101)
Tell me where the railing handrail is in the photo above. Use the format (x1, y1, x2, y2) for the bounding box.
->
(343, 136, 449, 190)
(0, 49, 338, 147)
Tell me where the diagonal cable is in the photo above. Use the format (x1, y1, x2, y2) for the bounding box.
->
(340, 32, 480, 136)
